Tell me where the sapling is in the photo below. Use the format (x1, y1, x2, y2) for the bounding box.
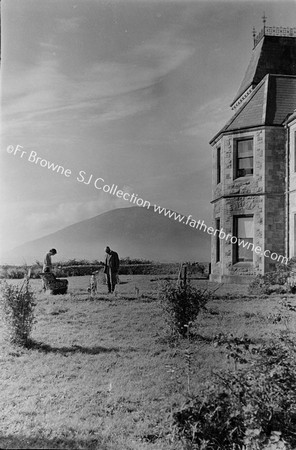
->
(0, 278, 36, 347)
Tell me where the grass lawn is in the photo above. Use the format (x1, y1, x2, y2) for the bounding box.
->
(1, 275, 296, 449)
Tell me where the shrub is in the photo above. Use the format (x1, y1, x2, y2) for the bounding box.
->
(248, 258, 296, 296)
(172, 334, 296, 449)
(249, 271, 288, 296)
(0, 266, 27, 279)
(159, 282, 210, 337)
(248, 274, 286, 295)
(0, 279, 36, 346)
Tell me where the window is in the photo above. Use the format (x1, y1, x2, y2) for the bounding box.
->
(294, 131, 296, 172)
(294, 214, 296, 256)
(235, 138, 253, 178)
(233, 216, 254, 263)
(217, 147, 221, 184)
(216, 218, 220, 262)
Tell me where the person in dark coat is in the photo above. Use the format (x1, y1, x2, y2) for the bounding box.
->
(104, 246, 119, 293)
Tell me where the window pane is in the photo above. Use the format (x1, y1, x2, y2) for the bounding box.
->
(216, 218, 220, 262)
(294, 214, 296, 256)
(236, 139, 253, 178)
(294, 131, 296, 172)
(238, 157, 253, 169)
(217, 147, 221, 184)
(234, 216, 254, 263)
(237, 168, 253, 177)
(238, 238, 253, 261)
(238, 217, 253, 238)
(238, 139, 253, 156)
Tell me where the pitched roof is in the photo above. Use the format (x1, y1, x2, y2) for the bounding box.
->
(231, 35, 296, 108)
(231, 38, 264, 107)
(210, 74, 296, 144)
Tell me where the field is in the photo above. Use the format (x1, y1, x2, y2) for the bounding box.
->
(1, 275, 296, 449)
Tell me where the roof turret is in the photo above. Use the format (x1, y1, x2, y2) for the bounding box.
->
(231, 25, 296, 110)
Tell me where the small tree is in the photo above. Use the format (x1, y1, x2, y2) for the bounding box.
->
(0, 279, 36, 346)
(159, 281, 210, 337)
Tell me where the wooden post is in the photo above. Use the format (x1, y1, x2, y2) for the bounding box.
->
(183, 265, 187, 286)
(177, 263, 188, 287)
(177, 263, 183, 286)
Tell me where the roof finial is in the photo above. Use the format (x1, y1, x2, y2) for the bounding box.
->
(252, 26, 256, 47)
(262, 12, 267, 29)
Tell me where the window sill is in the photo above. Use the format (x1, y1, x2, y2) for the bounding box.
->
(233, 175, 253, 182)
(233, 262, 253, 267)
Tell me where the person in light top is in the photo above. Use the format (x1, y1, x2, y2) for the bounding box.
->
(43, 248, 57, 273)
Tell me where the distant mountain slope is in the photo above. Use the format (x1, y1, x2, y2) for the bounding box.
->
(1, 206, 211, 265)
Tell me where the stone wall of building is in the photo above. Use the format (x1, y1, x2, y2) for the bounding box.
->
(264, 128, 286, 270)
(265, 128, 286, 193)
(288, 119, 296, 259)
(264, 194, 286, 270)
(211, 195, 264, 283)
(211, 126, 286, 281)
(212, 128, 265, 202)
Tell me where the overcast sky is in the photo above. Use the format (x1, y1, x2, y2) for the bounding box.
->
(1, 0, 295, 255)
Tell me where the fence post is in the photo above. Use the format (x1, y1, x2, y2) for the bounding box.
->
(183, 265, 187, 286)
(177, 263, 183, 286)
(178, 263, 188, 287)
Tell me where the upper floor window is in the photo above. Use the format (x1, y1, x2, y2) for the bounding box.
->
(217, 147, 221, 184)
(235, 138, 253, 178)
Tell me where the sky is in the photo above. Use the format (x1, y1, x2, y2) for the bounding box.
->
(1, 0, 296, 257)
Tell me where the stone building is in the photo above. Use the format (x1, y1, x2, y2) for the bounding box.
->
(210, 24, 296, 283)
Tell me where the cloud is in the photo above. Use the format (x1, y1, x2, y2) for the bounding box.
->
(2, 59, 157, 135)
(128, 29, 195, 77)
(2, 59, 67, 119)
(183, 94, 233, 136)
(56, 17, 82, 33)
(2, 25, 195, 135)
(39, 41, 60, 52)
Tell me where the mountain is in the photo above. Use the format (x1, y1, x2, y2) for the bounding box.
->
(1, 206, 211, 265)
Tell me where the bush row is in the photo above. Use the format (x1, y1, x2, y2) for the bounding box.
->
(0, 262, 209, 279)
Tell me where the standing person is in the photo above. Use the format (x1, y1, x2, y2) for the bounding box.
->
(43, 248, 57, 273)
(104, 246, 119, 293)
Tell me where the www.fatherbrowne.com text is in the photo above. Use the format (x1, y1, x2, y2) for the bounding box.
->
(153, 206, 288, 264)
(7, 145, 288, 265)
